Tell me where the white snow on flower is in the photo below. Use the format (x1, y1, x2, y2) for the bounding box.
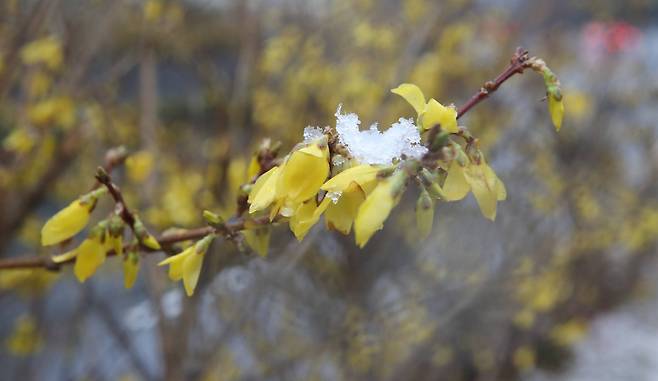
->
(303, 126, 325, 143)
(326, 191, 342, 204)
(334, 105, 427, 165)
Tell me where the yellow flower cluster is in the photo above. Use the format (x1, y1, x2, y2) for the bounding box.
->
(245, 83, 516, 249)
(40, 183, 159, 287)
(247, 130, 407, 248)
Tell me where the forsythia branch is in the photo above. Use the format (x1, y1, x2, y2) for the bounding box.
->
(0, 47, 559, 273)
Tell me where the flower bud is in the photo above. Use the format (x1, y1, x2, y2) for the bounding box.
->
(416, 189, 435, 240)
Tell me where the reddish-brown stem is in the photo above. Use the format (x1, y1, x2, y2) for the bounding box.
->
(456, 47, 530, 119)
(96, 167, 136, 228)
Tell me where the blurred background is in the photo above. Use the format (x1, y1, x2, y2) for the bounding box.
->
(1, 0, 657, 380)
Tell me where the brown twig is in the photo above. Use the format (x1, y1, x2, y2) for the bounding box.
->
(456, 47, 530, 119)
(95, 167, 137, 228)
(0, 213, 271, 271)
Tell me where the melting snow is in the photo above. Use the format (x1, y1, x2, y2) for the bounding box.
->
(334, 105, 427, 165)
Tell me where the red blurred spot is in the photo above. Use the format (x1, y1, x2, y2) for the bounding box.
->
(582, 21, 642, 56)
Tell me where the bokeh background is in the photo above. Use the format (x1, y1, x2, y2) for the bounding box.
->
(1, 0, 658, 380)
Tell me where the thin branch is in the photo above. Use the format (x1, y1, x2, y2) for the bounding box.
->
(456, 47, 530, 119)
(95, 167, 137, 228)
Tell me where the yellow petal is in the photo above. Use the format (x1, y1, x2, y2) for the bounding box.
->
(41, 200, 92, 246)
(110, 235, 123, 257)
(442, 161, 470, 201)
(73, 238, 107, 283)
(289, 198, 330, 241)
(248, 166, 281, 214)
(158, 246, 193, 281)
(391, 83, 426, 116)
(269, 199, 284, 221)
(243, 227, 271, 257)
(169, 258, 185, 281)
(484, 165, 507, 201)
(277, 147, 329, 204)
(325, 182, 365, 235)
(321, 165, 380, 193)
(51, 249, 77, 264)
(298, 144, 325, 158)
(182, 252, 205, 296)
(354, 174, 402, 248)
(548, 95, 564, 132)
(497, 179, 507, 201)
(123, 252, 139, 289)
(6, 315, 42, 356)
(421, 99, 458, 133)
(463, 164, 498, 221)
(125, 150, 154, 183)
(20, 36, 63, 70)
(247, 156, 261, 179)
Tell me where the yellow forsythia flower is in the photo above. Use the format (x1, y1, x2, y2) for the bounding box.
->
(513, 346, 536, 371)
(123, 251, 139, 289)
(27, 70, 53, 98)
(443, 159, 506, 221)
(540, 64, 564, 132)
(144, 0, 163, 22)
(125, 150, 154, 183)
(6, 315, 42, 356)
(158, 234, 215, 296)
(354, 171, 405, 247)
(463, 163, 506, 221)
(391, 83, 458, 133)
(20, 35, 63, 71)
(41, 192, 102, 246)
(248, 166, 281, 214)
(442, 160, 470, 201)
(74, 235, 108, 283)
(249, 138, 329, 222)
(325, 182, 367, 235)
(3, 128, 36, 154)
(247, 156, 261, 179)
(289, 198, 331, 241)
(27, 96, 75, 128)
(276, 143, 329, 206)
(321, 164, 381, 235)
(548, 95, 564, 132)
(243, 227, 271, 257)
(321, 164, 380, 194)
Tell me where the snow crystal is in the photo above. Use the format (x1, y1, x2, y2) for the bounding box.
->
(335, 105, 427, 165)
(331, 154, 347, 168)
(303, 126, 325, 143)
(326, 191, 342, 204)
